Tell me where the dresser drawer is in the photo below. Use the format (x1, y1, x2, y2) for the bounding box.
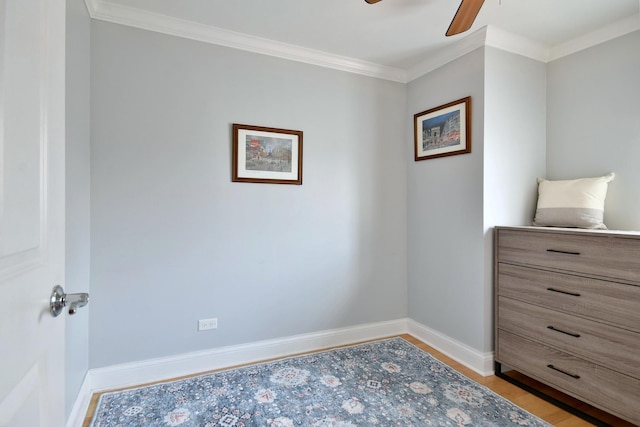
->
(497, 228, 640, 284)
(498, 296, 640, 378)
(497, 330, 640, 425)
(497, 263, 640, 332)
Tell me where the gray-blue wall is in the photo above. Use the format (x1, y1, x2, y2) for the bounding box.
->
(65, 0, 91, 417)
(483, 47, 547, 229)
(547, 30, 640, 231)
(406, 48, 487, 351)
(79, 15, 640, 378)
(407, 45, 548, 354)
(483, 47, 547, 350)
(89, 22, 408, 368)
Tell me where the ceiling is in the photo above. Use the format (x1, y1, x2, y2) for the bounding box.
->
(96, 0, 640, 73)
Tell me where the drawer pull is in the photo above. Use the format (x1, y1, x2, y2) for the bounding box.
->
(547, 325, 581, 338)
(546, 249, 581, 256)
(546, 287, 581, 297)
(547, 364, 580, 379)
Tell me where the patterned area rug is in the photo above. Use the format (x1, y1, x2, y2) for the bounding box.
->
(90, 337, 550, 426)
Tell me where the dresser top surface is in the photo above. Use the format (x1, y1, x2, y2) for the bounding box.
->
(496, 225, 640, 238)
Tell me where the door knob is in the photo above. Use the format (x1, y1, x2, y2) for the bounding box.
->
(50, 285, 89, 317)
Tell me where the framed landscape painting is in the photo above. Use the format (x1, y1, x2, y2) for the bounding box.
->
(414, 97, 471, 161)
(232, 124, 303, 185)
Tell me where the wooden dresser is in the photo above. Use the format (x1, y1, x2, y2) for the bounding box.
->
(494, 226, 640, 425)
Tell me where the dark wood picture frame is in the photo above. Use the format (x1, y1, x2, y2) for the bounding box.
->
(414, 97, 471, 161)
(232, 124, 303, 185)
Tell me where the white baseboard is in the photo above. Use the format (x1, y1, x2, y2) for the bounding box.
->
(89, 318, 409, 392)
(66, 372, 93, 427)
(407, 319, 494, 376)
(67, 317, 494, 426)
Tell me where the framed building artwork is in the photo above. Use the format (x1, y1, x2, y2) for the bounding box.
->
(414, 97, 471, 161)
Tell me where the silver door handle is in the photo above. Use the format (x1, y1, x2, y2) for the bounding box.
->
(50, 285, 89, 317)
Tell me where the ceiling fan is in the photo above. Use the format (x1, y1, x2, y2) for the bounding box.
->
(364, 0, 485, 37)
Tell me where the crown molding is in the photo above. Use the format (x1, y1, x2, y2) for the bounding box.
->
(549, 14, 640, 61)
(406, 27, 489, 82)
(406, 26, 551, 82)
(84, 0, 406, 83)
(85, 0, 640, 83)
(484, 26, 551, 62)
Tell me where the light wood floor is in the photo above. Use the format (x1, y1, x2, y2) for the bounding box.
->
(83, 334, 635, 426)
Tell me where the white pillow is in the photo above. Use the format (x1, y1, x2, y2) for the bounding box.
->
(533, 173, 615, 229)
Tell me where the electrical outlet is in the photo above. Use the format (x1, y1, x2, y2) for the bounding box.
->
(198, 318, 218, 331)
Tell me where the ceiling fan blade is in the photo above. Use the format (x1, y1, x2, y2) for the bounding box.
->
(364, 0, 383, 4)
(446, 0, 485, 36)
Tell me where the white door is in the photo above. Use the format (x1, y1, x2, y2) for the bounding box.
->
(0, 0, 66, 426)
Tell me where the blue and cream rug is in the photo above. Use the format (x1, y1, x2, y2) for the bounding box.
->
(90, 337, 550, 426)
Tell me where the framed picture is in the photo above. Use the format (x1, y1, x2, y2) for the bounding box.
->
(414, 97, 471, 161)
(232, 124, 303, 185)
